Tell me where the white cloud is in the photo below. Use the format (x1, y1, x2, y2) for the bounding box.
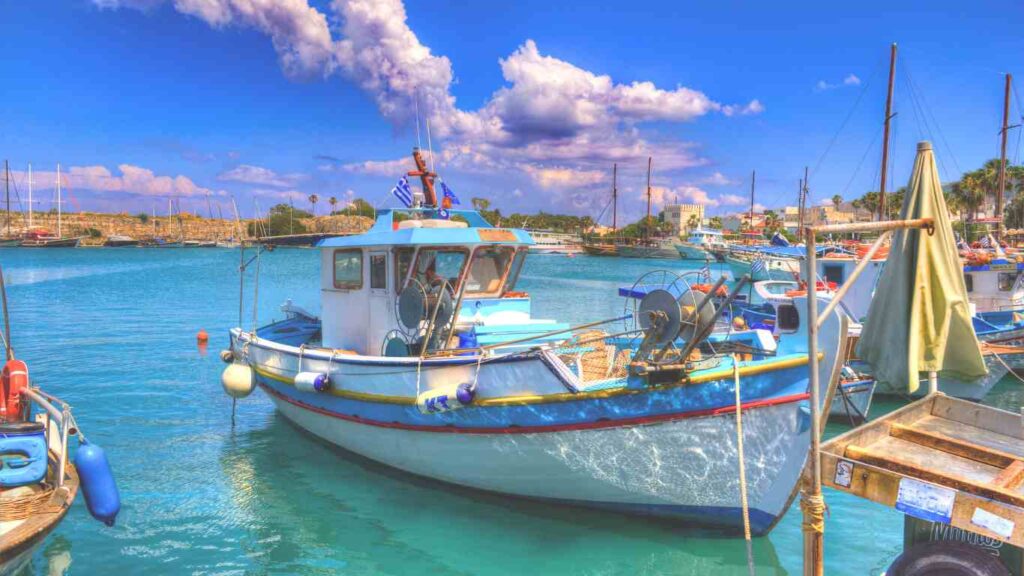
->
(218, 164, 306, 188)
(719, 193, 747, 206)
(13, 164, 217, 198)
(95, 0, 764, 214)
(522, 165, 606, 189)
(699, 171, 736, 186)
(816, 73, 862, 92)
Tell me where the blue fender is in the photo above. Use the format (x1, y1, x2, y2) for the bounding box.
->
(74, 440, 120, 526)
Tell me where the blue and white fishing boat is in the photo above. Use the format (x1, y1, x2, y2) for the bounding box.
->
(675, 228, 726, 260)
(221, 155, 849, 534)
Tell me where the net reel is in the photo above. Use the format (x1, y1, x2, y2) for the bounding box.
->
(395, 278, 456, 352)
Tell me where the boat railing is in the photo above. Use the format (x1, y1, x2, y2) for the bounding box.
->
(20, 386, 73, 490)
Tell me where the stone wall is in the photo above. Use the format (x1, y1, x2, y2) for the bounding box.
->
(0, 211, 373, 245)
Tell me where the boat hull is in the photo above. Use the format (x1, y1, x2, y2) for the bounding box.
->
(676, 243, 711, 260)
(828, 379, 875, 423)
(581, 243, 617, 256)
(261, 379, 809, 534)
(20, 237, 82, 248)
(618, 245, 680, 260)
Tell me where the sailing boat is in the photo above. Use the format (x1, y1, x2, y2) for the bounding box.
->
(0, 161, 21, 247)
(21, 164, 83, 248)
(617, 158, 681, 259)
(582, 164, 619, 256)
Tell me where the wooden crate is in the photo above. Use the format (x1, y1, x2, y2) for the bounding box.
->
(821, 394, 1024, 549)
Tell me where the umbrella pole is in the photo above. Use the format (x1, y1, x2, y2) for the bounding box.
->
(803, 228, 825, 576)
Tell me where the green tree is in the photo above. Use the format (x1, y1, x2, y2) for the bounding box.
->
(708, 216, 723, 230)
(832, 195, 842, 211)
(471, 197, 491, 211)
(686, 214, 700, 232)
(329, 196, 338, 214)
(248, 203, 311, 237)
(136, 212, 149, 224)
(339, 198, 376, 218)
(308, 194, 319, 216)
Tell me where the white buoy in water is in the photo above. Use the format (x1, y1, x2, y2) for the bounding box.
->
(222, 363, 255, 398)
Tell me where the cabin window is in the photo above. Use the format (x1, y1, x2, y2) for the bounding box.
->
(465, 246, 515, 295)
(964, 273, 973, 292)
(777, 304, 800, 333)
(370, 254, 387, 290)
(413, 248, 468, 289)
(394, 247, 415, 292)
(505, 248, 528, 292)
(999, 272, 1015, 292)
(333, 249, 363, 289)
(822, 264, 844, 286)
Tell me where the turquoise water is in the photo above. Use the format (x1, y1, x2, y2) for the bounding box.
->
(6, 248, 1021, 575)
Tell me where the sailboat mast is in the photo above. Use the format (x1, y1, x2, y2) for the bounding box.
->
(27, 163, 32, 230)
(803, 165, 810, 227)
(612, 163, 618, 231)
(797, 178, 804, 231)
(56, 163, 62, 238)
(4, 160, 9, 237)
(878, 42, 897, 221)
(997, 72, 1012, 238)
(645, 157, 652, 239)
(749, 170, 756, 233)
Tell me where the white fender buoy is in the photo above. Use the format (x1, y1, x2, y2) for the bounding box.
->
(294, 372, 330, 393)
(221, 363, 255, 398)
(219, 349, 234, 363)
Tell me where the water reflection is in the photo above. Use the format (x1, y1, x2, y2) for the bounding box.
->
(220, 414, 787, 575)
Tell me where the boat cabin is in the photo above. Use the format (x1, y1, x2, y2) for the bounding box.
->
(685, 228, 724, 245)
(316, 209, 536, 355)
(962, 259, 1024, 313)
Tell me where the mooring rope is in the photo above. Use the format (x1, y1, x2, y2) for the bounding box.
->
(733, 355, 756, 576)
(991, 352, 1024, 385)
(800, 492, 827, 535)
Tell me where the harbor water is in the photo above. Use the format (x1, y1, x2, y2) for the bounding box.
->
(7, 248, 1021, 575)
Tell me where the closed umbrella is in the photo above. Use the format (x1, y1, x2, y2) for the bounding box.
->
(857, 141, 987, 393)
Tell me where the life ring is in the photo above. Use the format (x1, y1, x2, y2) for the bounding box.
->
(1, 359, 29, 422)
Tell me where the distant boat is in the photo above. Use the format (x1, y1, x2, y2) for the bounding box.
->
(526, 230, 583, 254)
(144, 237, 184, 248)
(676, 228, 727, 260)
(215, 239, 241, 249)
(0, 238, 21, 248)
(103, 235, 139, 247)
(581, 241, 617, 256)
(20, 229, 82, 248)
(183, 240, 217, 248)
(617, 238, 680, 259)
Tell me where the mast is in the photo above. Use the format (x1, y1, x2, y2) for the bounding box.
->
(612, 163, 618, 231)
(803, 165, 810, 227)
(878, 42, 897, 221)
(4, 160, 8, 237)
(408, 147, 437, 207)
(997, 72, 1012, 238)
(749, 170, 756, 233)
(797, 178, 804, 231)
(56, 163, 62, 238)
(27, 163, 32, 230)
(645, 157, 652, 239)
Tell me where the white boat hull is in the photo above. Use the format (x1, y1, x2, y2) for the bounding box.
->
(264, 384, 808, 533)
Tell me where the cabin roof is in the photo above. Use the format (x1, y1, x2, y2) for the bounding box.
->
(317, 208, 535, 248)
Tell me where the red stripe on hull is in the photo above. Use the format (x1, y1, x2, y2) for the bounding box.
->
(258, 382, 810, 435)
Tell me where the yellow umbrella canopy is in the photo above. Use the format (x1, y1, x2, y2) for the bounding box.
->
(857, 141, 987, 393)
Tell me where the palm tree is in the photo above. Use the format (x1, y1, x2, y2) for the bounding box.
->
(709, 216, 723, 230)
(309, 194, 319, 216)
(686, 214, 700, 232)
(329, 196, 338, 214)
(832, 195, 842, 211)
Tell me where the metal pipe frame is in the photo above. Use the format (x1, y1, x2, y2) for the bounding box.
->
(816, 231, 892, 329)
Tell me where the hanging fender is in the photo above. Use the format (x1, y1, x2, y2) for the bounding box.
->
(2, 360, 29, 421)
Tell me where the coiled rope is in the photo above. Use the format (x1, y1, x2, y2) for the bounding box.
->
(733, 355, 756, 576)
(800, 492, 827, 535)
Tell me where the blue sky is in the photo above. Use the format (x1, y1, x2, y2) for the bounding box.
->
(2, 0, 1023, 221)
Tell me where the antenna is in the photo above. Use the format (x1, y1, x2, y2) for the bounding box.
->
(0, 265, 11, 361)
(425, 114, 436, 172)
(415, 95, 423, 149)
(27, 163, 32, 230)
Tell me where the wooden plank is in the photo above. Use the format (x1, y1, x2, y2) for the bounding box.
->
(931, 395, 1024, 440)
(889, 422, 1020, 469)
(993, 461, 1024, 490)
(844, 444, 1024, 508)
(821, 395, 936, 457)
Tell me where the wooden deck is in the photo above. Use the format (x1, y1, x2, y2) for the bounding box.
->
(822, 394, 1024, 547)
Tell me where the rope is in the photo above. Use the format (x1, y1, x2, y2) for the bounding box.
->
(732, 355, 756, 576)
(800, 491, 827, 534)
(991, 352, 1024, 385)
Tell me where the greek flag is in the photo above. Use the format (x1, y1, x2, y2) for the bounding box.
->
(750, 256, 767, 276)
(391, 176, 414, 207)
(980, 235, 992, 249)
(699, 261, 712, 282)
(440, 179, 460, 205)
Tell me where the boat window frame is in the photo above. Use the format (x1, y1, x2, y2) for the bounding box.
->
(776, 303, 800, 333)
(463, 245, 517, 297)
(393, 246, 416, 294)
(369, 251, 388, 292)
(409, 245, 471, 292)
(332, 248, 364, 290)
(504, 247, 529, 294)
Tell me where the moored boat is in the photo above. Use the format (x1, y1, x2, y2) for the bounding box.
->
(0, 272, 120, 573)
(526, 230, 583, 254)
(676, 228, 726, 260)
(581, 241, 617, 256)
(221, 157, 849, 533)
(103, 234, 140, 247)
(617, 238, 680, 259)
(19, 230, 82, 248)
